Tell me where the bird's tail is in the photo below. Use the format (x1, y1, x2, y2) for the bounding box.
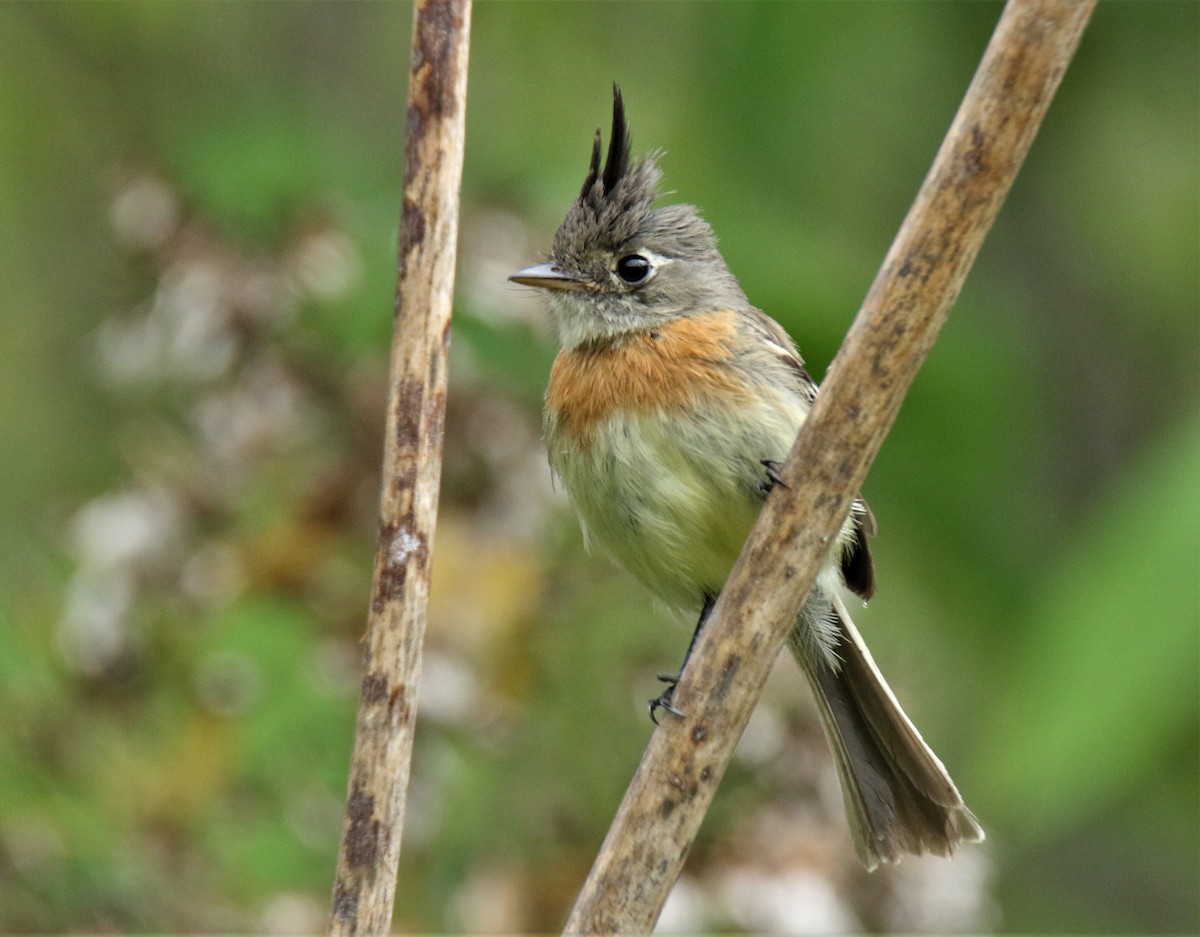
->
(789, 593, 984, 870)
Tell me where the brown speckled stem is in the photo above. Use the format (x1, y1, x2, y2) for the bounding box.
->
(328, 2, 471, 935)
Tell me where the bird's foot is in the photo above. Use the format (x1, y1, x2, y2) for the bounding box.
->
(759, 459, 789, 494)
(648, 672, 684, 724)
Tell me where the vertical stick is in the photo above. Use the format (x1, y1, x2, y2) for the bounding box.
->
(328, 2, 471, 934)
(563, 0, 1093, 932)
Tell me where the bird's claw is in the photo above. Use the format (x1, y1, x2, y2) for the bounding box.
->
(760, 459, 789, 493)
(649, 673, 685, 724)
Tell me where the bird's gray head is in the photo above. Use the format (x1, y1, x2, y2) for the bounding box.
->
(510, 86, 747, 349)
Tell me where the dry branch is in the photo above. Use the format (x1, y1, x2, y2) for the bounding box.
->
(328, 2, 471, 935)
(563, 1, 1094, 932)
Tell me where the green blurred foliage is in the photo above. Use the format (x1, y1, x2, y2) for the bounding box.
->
(0, 1, 1196, 933)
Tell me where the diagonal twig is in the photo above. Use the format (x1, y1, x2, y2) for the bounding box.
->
(563, 1, 1094, 932)
(327, 2, 471, 934)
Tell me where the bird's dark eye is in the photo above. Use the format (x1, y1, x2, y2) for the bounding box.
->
(615, 254, 651, 284)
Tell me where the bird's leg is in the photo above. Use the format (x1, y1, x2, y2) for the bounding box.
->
(758, 458, 789, 495)
(649, 593, 717, 724)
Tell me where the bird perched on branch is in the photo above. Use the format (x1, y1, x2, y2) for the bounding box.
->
(510, 86, 983, 869)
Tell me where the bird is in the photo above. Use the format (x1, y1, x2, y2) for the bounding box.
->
(509, 86, 983, 870)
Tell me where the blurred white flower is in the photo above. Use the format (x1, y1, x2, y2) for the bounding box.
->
(285, 226, 361, 302)
(109, 173, 180, 252)
(658, 874, 714, 933)
(719, 865, 860, 933)
(60, 488, 185, 674)
(458, 207, 551, 332)
(69, 488, 183, 571)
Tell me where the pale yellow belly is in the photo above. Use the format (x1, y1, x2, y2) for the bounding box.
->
(548, 401, 801, 609)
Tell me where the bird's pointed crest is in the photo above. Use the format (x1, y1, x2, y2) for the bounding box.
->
(603, 85, 630, 193)
(580, 129, 602, 200)
(559, 85, 663, 257)
(579, 85, 633, 200)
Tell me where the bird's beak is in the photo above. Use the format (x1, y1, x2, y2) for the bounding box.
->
(508, 263, 588, 292)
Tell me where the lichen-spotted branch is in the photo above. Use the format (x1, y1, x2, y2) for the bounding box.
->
(328, 2, 471, 935)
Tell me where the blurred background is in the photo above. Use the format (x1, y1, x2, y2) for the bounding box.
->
(0, 1, 1196, 932)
